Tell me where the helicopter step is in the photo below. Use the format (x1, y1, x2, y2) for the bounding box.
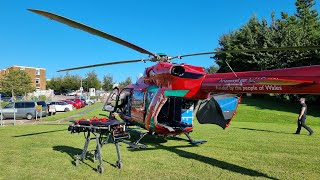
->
(125, 132, 148, 149)
(185, 132, 207, 145)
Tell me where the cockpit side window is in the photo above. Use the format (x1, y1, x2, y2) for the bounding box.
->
(132, 90, 144, 108)
(145, 86, 159, 110)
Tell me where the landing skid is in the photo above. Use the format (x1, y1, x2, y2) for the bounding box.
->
(125, 132, 148, 149)
(127, 143, 148, 149)
(185, 132, 207, 145)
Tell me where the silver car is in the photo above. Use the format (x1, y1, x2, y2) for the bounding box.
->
(0, 101, 48, 120)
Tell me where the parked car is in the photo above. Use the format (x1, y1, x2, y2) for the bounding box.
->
(47, 101, 73, 112)
(0, 93, 12, 102)
(77, 96, 95, 105)
(61, 99, 81, 109)
(70, 98, 85, 108)
(65, 90, 77, 96)
(0, 101, 48, 120)
(47, 104, 56, 116)
(68, 98, 84, 108)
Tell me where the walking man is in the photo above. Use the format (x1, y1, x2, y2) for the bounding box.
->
(295, 98, 313, 135)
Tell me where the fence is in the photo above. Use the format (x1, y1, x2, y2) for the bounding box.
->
(0, 96, 17, 126)
(0, 96, 43, 127)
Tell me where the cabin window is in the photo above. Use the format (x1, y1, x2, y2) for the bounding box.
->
(145, 87, 158, 109)
(132, 90, 144, 107)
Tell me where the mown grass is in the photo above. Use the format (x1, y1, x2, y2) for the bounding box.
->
(40, 102, 103, 121)
(0, 97, 319, 180)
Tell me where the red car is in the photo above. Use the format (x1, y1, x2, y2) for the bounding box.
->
(62, 99, 80, 109)
(70, 98, 85, 108)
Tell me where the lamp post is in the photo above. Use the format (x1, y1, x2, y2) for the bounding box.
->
(0, 94, 3, 127)
(80, 78, 83, 97)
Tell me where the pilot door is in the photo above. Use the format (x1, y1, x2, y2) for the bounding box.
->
(130, 90, 145, 124)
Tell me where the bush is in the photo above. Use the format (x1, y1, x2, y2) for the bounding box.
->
(39, 95, 46, 101)
(0, 102, 9, 108)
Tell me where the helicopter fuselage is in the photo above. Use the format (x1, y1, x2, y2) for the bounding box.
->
(111, 62, 320, 136)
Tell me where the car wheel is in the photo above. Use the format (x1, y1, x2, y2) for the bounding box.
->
(26, 113, 33, 120)
(64, 108, 70, 112)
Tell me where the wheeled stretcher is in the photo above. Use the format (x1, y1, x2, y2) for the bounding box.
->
(68, 117, 130, 173)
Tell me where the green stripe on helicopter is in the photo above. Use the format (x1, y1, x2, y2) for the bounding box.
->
(150, 116, 156, 130)
(164, 90, 189, 97)
(147, 86, 159, 93)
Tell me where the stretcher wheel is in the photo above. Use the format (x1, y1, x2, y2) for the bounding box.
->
(97, 165, 104, 174)
(93, 151, 97, 163)
(116, 161, 122, 169)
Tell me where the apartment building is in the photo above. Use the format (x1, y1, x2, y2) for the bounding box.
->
(0, 65, 46, 90)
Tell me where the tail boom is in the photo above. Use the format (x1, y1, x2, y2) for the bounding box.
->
(201, 65, 320, 94)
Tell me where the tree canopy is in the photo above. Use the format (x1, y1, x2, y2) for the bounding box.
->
(0, 70, 35, 96)
(211, 0, 320, 73)
(101, 74, 114, 91)
(83, 70, 101, 91)
(119, 77, 132, 88)
(47, 71, 114, 93)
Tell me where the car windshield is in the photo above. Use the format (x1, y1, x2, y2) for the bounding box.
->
(58, 102, 68, 105)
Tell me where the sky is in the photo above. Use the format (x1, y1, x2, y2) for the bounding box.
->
(1, 0, 319, 83)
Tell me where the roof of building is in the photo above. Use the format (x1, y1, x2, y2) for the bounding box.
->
(0, 65, 46, 71)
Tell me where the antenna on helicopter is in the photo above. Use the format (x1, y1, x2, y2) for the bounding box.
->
(210, 56, 238, 78)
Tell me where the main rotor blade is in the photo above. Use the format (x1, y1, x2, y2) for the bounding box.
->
(57, 59, 144, 72)
(174, 45, 320, 59)
(28, 9, 155, 57)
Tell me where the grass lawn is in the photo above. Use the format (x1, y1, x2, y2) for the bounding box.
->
(40, 102, 103, 121)
(0, 97, 319, 179)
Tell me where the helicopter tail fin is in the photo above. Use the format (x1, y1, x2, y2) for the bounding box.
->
(195, 94, 241, 129)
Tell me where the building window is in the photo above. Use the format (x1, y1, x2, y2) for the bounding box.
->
(36, 69, 40, 75)
(36, 87, 41, 90)
(36, 78, 40, 84)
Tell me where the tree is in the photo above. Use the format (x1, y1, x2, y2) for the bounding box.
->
(213, 0, 320, 102)
(214, 0, 320, 73)
(206, 65, 220, 74)
(295, 0, 320, 40)
(102, 74, 114, 91)
(0, 70, 34, 96)
(47, 76, 63, 91)
(83, 70, 101, 90)
(119, 77, 132, 88)
(63, 73, 81, 91)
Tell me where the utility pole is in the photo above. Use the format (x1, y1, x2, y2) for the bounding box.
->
(0, 94, 3, 127)
(80, 78, 83, 97)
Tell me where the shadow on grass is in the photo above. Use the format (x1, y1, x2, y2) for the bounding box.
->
(52, 145, 96, 169)
(53, 145, 83, 158)
(233, 127, 295, 135)
(127, 130, 279, 180)
(13, 129, 66, 137)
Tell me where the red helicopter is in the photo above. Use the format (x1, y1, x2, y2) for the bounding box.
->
(29, 9, 320, 146)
